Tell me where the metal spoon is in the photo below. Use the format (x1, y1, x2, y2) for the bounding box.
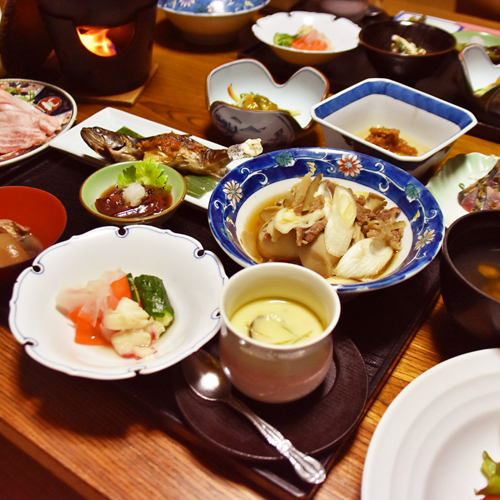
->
(181, 350, 327, 485)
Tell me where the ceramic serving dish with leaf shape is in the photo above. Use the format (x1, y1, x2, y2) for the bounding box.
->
(206, 58, 330, 149)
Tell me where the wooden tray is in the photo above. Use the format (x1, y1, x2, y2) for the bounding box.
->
(0, 148, 441, 499)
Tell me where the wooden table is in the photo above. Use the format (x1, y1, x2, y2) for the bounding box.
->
(1, 1, 500, 499)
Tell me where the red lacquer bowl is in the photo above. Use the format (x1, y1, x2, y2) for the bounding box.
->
(0, 186, 67, 285)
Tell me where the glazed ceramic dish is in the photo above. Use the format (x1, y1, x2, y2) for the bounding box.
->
(454, 30, 500, 63)
(252, 11, 361, 66)
(311, 78, 477, 180)
(206, 59, 329, 149)
(362, 348, 500, 500)
(158, 0, 270, 44)
(426, 152, 500, 227)
(208, 147, 444, 300)
(80, 161, 187, 226)
(0, 79, 76, 166)
(9, 226, 226, 380)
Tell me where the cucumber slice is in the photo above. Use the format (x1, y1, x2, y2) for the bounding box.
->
(126, 273, 141, 303)
(134, 275, 174, 327)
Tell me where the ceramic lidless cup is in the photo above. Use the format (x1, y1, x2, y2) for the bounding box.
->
(219, 262, 341, 403)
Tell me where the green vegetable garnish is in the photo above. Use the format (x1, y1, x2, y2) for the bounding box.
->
(273, 32, 297, 47)
(117, 158, 169, 190)
(475, 451, 500, 496)
(184, 175, 218, 199)
(116, 126, 144, 138)
(134, 274, 174, 327)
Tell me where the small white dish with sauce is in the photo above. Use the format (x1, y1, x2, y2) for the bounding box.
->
(311, 78, 477, 180)
(219, 262, 341, 403)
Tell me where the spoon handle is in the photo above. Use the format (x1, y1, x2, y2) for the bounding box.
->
(227, 396, 326, 485)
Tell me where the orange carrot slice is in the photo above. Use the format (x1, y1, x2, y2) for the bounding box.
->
(108, 275, 132, 310)
(67, 307, 111, 346)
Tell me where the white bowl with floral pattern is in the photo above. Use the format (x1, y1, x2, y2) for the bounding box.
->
(208, 147, 444, 299)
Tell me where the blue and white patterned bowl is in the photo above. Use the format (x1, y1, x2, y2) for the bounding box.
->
(158, 0, 270, 44)
(311, 78, 478, 180)
(208, 147, 444, 299)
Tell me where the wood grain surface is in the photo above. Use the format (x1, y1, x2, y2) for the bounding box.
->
(1, 1, 500, 499)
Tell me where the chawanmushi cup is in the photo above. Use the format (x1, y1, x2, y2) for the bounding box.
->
(219, 262, 341, 403)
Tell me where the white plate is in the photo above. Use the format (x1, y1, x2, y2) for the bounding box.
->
(50, 107, 245, 210)
(362, 348, 500, 500)
(393, 11, 463, 33)
(426, 152, 499, 227)
(9, 225, 227, 380)
(0, 79, 77, 166)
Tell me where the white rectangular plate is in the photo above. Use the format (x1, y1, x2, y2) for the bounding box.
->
(49, 107, 240, 210)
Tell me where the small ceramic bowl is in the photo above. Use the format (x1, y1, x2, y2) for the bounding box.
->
(0, 186, 67, 285)
(208, 147, 444, 301)
(80, 161, 187, 226)
(453, 30, 500, 64)
(311, 78, 477, 180)
(441, 210, 500, 342)
(158, 0, 270, 44)
(219, 262, 341, 403)
(206, 59, 330, 149)
(252, 11, 361, 66)
(459, 44, 500, 120)
(359, 20, 457, 83)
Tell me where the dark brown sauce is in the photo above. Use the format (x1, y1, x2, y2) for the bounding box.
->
(95, 186, 172, 218)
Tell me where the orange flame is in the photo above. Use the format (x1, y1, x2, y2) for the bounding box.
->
(77, 27, 116, 57)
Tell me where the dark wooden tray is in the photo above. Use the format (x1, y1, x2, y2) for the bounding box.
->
(0, 147, 440, 499)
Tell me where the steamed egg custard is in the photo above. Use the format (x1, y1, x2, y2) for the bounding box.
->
(230, 297, 324, 346)
(240, 173, 406, 283)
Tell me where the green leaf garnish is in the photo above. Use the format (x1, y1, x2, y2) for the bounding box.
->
(117, 158, 168, 189)
(475, 451, 500, 496)
(184, 175, 218, 199)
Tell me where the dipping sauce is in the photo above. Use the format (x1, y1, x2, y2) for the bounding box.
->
(95, 186, 172, 219)
(453, 246, 500, 301)
(230, 297, 324, 345)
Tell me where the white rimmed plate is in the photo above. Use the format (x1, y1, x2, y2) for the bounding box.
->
(426, 152, 500, 227)
(0, 79, 77, 166)
(361, 348, 500, 500)
(49, 107, 247, 210)
(9, 225, 226, 380)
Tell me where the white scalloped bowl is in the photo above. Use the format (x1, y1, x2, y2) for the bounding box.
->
(252, 11, 361, 66)
(206, 58, 330, 149)
(9, 226, 226, 380)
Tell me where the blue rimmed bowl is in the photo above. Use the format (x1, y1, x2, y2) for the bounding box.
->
(208, 147, 444, 300)
(311, 78, 477, 180)
(158, 0, 270, 44)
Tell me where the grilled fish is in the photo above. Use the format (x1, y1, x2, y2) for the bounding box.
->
(80, 127, 263, 178)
